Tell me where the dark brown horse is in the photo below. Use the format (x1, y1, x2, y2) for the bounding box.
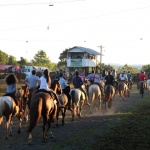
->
(21, 84, 29, 122)
(0, 88, 23, 140)
(104, 84, 115, 109)
(27, 79, 62, 144)
(139, 81, 145, 97)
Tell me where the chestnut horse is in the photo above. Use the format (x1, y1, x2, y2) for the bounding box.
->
(27, 79, 62, 144)
(0, 88, 23, 140)
(104, 84, 115, 109)
(21, 84, 29, 123)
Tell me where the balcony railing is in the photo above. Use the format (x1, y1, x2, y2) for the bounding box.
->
(67, 58, 97, 67)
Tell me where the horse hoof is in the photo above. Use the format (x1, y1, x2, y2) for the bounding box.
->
(5, 137, 8, 140)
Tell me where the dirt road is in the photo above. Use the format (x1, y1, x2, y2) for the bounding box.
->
(0, 85, 146, 150)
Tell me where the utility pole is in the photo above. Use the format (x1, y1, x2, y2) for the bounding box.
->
(97, 45, 104, 73)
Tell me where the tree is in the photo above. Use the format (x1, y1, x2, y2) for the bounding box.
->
(117, 64, 139, 75)
(8, 55, 18, 65)
(0, 50, 8, 64)
(57, 48, 68, 69)
(17, 57, 29, 67)
(31, 50, 57, 71)
(141, 64, 150, 74)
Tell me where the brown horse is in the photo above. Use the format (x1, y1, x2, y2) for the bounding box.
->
(27, 79, 62, 144)
(56, 93, 68, 126)
(104, 84, 115, 109)
(0, 88, 23, 140)
(21, 84, 29, 122)
(139, 81, 145, 97)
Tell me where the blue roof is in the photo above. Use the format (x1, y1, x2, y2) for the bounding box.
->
(69, 46, 101, 55)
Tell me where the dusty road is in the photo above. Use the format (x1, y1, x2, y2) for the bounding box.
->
(0, 85, 146, 150)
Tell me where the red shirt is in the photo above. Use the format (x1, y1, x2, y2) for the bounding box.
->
(138, 73, 146, 81)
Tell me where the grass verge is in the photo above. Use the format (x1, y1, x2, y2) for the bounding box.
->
(91, 95, 150, 150)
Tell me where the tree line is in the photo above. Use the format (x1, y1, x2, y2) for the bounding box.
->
(1, 48, 150, 74)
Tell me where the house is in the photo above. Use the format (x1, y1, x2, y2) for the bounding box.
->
(66, 46, 102, 79)
(67, 46, 101, 68)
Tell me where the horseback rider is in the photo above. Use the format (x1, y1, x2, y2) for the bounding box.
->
(104, 70, 114, 86)
(24, 69, 40, 107)
(86, 70, 105, 96)
(34, 69, 60, 106)
(127, 71, 133, 88)
(119, 71, 128, 84)
(3, 73, 21, 114)
(59, 72, 72, 111)
(138, 71, 147, 89)
(73, 71, 90, 105)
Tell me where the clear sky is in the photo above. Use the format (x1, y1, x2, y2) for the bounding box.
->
(0, 0, 150, 65)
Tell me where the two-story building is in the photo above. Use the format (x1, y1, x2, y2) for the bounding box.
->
(66, 46, 102, 82)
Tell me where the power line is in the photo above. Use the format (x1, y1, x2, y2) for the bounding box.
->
(0, 0, 85, 6)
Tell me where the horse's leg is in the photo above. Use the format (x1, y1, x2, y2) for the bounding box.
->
(56, 107, 60, 127)
(98, 95, 102, 110)
(9, 119, 13, 136)
(72, 103, 76, 121)
(5, 115, 11, 140)
(17, 113, 22, 134)
(42, 116, 48, 143)
(62, 108, 66, 126)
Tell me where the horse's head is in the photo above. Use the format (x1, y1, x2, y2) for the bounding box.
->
(21, 84, 29, 99)
(15, 88, 23, 99)
(51, 79, 62, 94)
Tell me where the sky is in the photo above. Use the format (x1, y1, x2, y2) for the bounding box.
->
(0, 0, 150, 65)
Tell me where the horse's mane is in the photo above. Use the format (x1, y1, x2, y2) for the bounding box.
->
(51, 79, 59, 90)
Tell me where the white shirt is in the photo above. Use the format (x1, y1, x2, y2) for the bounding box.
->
(39, 76, 51, 91)
(119, 73, 127, 81)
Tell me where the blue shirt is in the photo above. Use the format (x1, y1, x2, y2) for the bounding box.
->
(86, 73, 94, 80)
(6, 84, 17, 93)
(59, 77, 67, 89)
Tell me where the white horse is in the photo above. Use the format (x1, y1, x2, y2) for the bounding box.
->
(118, 82, 130, 101)
(70, 84, 87, 121)
(146, 79, 150, 93)
(88, 83, 102, 114)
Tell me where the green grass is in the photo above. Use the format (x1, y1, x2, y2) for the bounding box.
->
(90, 95, 150, 150)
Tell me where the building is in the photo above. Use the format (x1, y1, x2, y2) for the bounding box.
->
(66, 46, 102, 82)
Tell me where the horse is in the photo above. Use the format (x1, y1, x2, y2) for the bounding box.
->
(70, 83, 87, 121)
(146, 79, 150, 93)
(118, 81, 130, 101)
(21, 84, 29, 122)
(27, 79, 62, 144)
(127, 79, 133, 90)
(88, 83, 102, 114)
(56, 93, 68, 126)
(0, 88, 23, 140)
(104, 84, 115, 109)
(139, 81, 145, 97)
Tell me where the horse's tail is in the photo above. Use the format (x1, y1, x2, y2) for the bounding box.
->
(140, 81, 144, 94)
(27, 98, 42, 132)
(0, 100, 4, 124)
(105, 85, 111, 102)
